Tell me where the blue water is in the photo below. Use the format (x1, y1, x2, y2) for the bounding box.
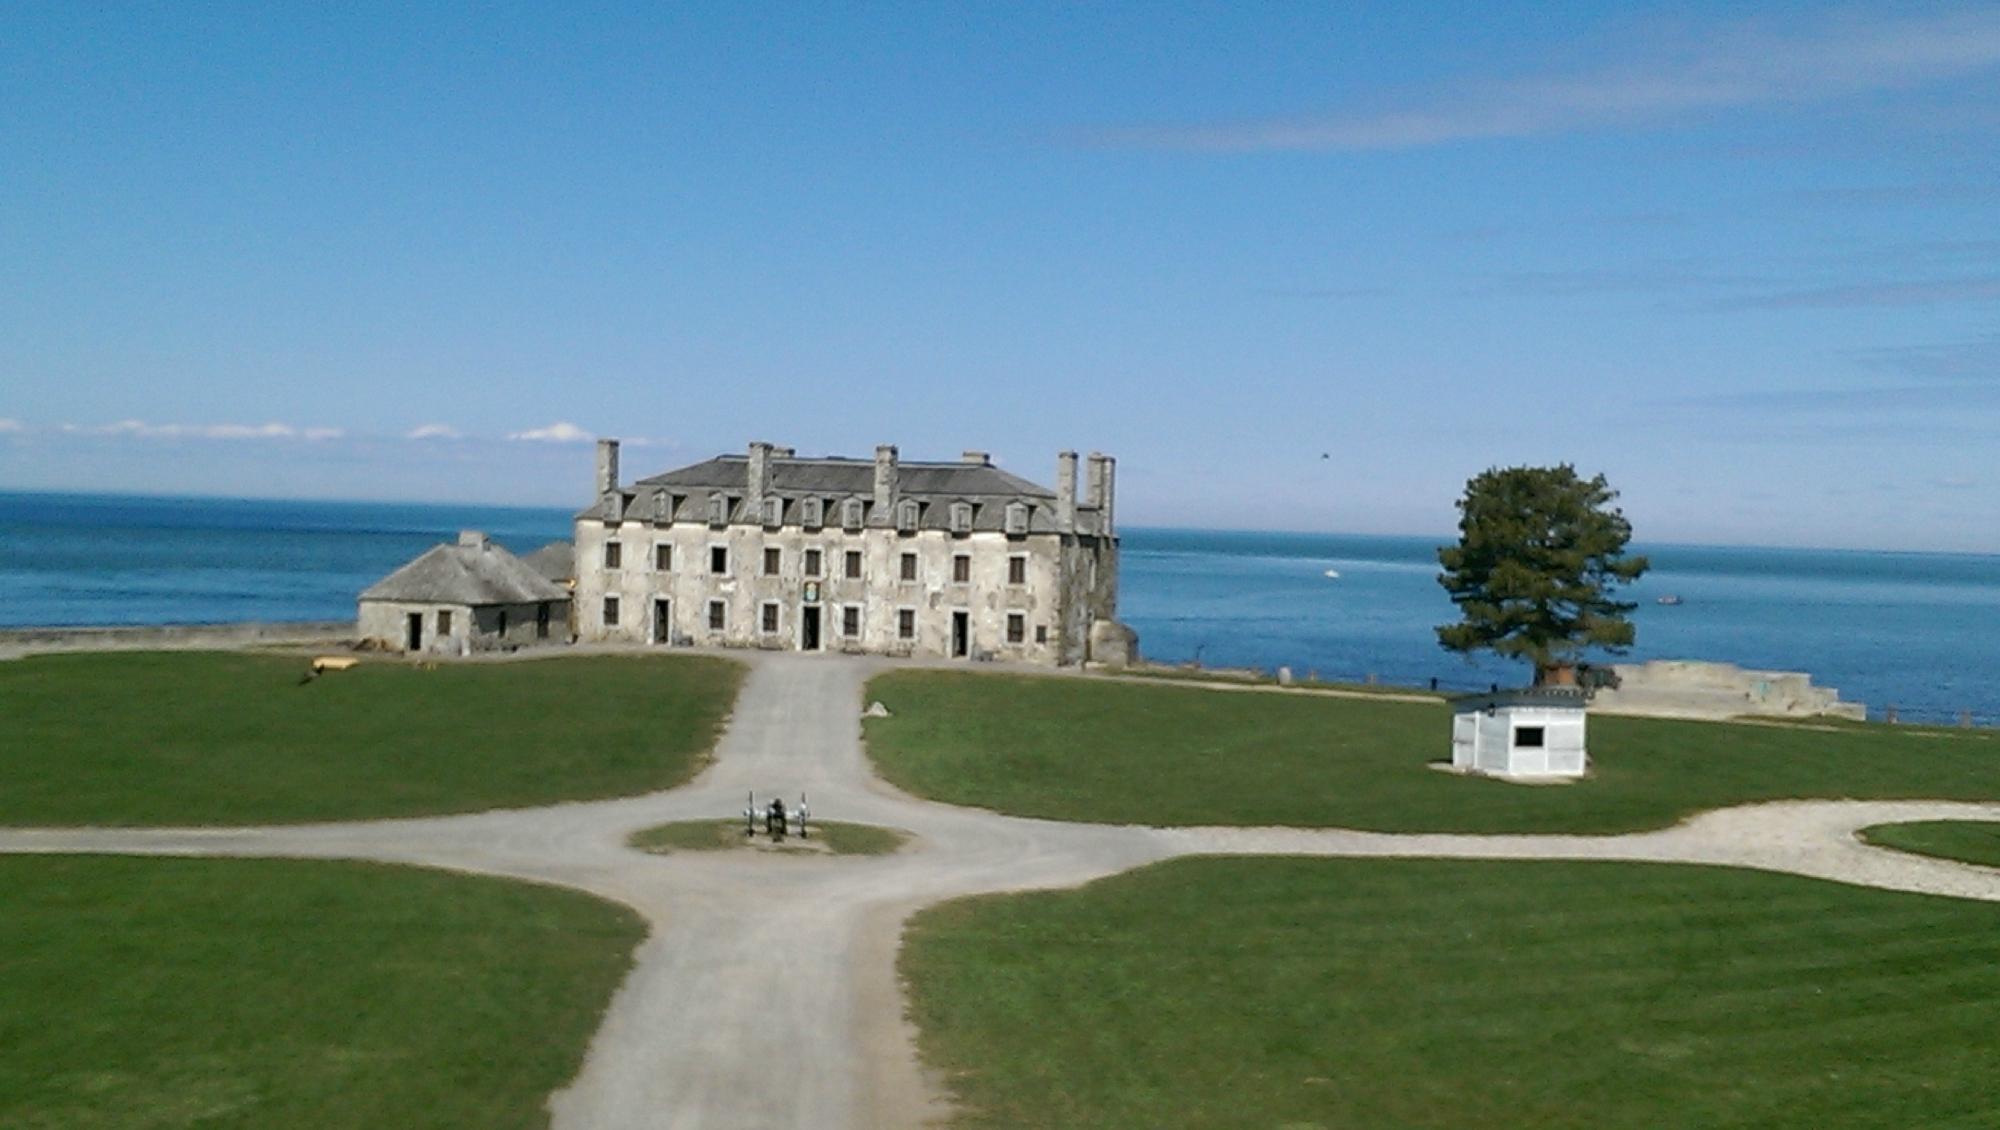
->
(3, 492, 1996, 725)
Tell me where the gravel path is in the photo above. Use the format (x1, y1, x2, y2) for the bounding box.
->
(4, 651, 2000, 1128)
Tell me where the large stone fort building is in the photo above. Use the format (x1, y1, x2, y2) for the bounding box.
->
(573, 440, 1131, 665)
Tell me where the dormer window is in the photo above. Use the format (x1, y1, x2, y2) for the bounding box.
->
(1004, 502, 1030, 535)
(652, 491, 672, 523)
(896, 499, 919, 533)
(802, 498, 824, 530)
(708, 492, 728, 526)
(842, 498, 865, 531)
(949, 501, 973, 534)
(761, 497, 782, 528)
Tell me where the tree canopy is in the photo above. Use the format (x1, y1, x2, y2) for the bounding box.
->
(1436, 465, 1649, 683)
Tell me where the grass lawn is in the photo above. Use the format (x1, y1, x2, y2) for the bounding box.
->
(0, 651, 742, 826)
(0, 855, 644, 1130)
(902, 857, 2000, 1129)
(627, 819, 909, 855)
(1860, 820, 2000, 868)
(864, 671, 2000, 833)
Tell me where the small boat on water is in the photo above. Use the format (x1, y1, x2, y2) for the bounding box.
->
(1324, 569, 1341, 579)
(1657, 594, 1684, 606)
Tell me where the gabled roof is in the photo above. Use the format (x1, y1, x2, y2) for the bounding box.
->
(361, 535, 569, 606)
(521, 541, 574, 583)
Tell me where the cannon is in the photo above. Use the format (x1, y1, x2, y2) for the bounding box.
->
(743, 791, 811, 840)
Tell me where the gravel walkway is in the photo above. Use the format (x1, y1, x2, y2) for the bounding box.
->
(4, 651, 1999, 1128)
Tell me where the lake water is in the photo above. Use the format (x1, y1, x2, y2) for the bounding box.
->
(3, 491, 1994, 725)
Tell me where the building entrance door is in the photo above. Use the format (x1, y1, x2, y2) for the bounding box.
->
(951, 611, 969, 658)
(653, 599, 672, 645)
(801, 605, 822, 652)
(406, 612, 423, 651)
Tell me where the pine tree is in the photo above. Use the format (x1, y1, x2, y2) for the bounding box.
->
(1436, 465, 1649, 685)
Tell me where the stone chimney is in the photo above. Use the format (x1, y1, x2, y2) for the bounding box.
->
(1056, 451, 1078, 532)
(1087, 452, 1115, 534)
(961, 450, 991, 466)
(747, 441, 773, 502)
(873, 444, 898, 518)
(595, 438, 620, 497)
(772, 446, 796, 458)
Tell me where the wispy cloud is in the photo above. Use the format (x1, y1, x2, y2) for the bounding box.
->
(57, 419, 345, 441)
(507, 421, 595, 443)
(1476, 264, 1770, 298)
(0, 418, 22, 434)
(1091, 11, 2000, 151)
(1726, 275, 2000, 310)
(1852, 335, 2000, 381)
(1785, 182, 2000, 207)
(405, 423, 463, 440)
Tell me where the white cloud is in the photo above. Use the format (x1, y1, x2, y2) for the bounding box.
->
(0, 418, 23, 434)
(508, 421, 595, 443)
(66, 419, 342, 441)
(1095, 11, 2000, 151)
(405, 423, 463, 441)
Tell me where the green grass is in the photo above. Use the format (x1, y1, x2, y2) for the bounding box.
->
(0, 855, 644, 1129)
(1860, 820, 2000, 868)
(0, 651, 742, 826)
(628, 820, 910, 855)
(864, 670, 2000, 833)
(902, 857, 2000, 1129)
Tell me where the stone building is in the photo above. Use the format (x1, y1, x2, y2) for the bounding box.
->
(572, 440, 1131, 665)
(358, 531, 571, 654)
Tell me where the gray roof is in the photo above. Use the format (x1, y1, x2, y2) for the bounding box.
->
(521, 541, 574, 583)
(1451, 687, 1590, 713)
(361, 536, 569, 606)
(579, 454, 1106, 535)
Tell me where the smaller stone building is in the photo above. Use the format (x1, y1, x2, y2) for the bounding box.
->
(358, 531, 570, 654)
(1449, 688, 1589, 778)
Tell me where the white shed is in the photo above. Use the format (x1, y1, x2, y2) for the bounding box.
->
(1449, 688, 1589, 778)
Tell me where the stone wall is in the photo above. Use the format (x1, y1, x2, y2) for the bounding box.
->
(0, 621, 351, 656)
(1593, 659, 1867, 721)
(573, 518, 1117, 664)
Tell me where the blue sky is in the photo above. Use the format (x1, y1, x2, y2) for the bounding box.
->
(3, 2, 1997, 551)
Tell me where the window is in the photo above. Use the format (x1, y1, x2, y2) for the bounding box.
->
(761, 602, 780, 634)
(652, 491, 672, 522)
(1515, 725, 1547, 749)
(802, 498, 823, 530)
(949, 501, 973, 533)
(604, 541, 622, 569)
(1008, 555, 1027, 585)
(708, 600, 726, 631)
(899, 552, 918, 581)
(842, 498, 864, 530)
(842, 605, 861, 638)
(497, 609, 509, 636)
(844, 550, 863, 579)
(898, 608, 916, 640)
(536, 603, 550, 639)
(804, 548, 823, 577)
(1005, 502, 1029, 535)
(763, 547, 781, 576)
(896, 499, 919, 533)
(708, 492, 728, 526)
(710, 545, 729, 574)
(1035, 624, 1047, 644)
(761, 498, 781, 527)
(952, 554, 971, 583)
(1007, 613, 1025, 644)
(437, 609, 453, 635)
(655, 543, 672, 571)
(602, 597, 619, 626)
